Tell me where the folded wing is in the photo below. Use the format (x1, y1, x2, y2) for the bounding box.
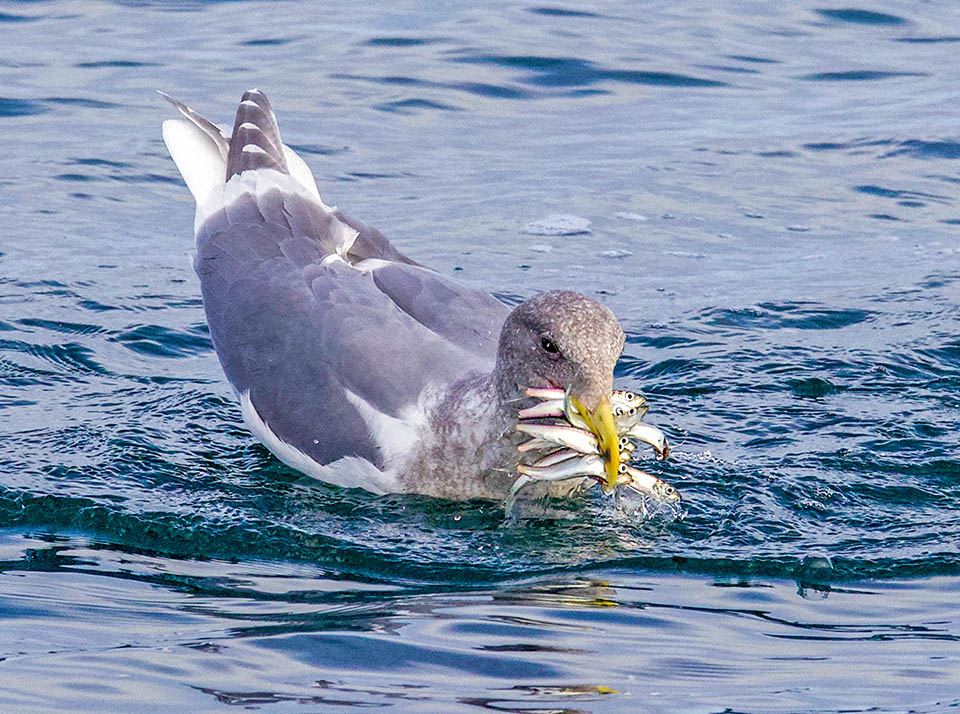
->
(162, 90, 509, 484)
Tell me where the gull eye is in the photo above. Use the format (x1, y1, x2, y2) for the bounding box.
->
(540, 337, 559, 354)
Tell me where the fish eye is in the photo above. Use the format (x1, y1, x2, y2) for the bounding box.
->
(618, 463, 628, 474)
(540, 337, 559, 354)
(627, 407, 636, 416)
(613, 406, 624, 416)
(625, 391, 635, 400)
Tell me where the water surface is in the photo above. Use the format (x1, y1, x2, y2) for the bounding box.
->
(1, 1, 959, 711)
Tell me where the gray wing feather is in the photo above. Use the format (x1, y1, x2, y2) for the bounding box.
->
(197, 185, 499, 467)
(331, 209, 509, 357)
(335, 209, 421, 266)
(179, 88, 508, 470)
(368, 262, 508, 359)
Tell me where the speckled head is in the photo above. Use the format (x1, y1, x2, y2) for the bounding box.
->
(495, 290, 626, 410)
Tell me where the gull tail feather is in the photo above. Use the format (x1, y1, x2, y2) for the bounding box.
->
(160, 91, 229, 206)
(226, 89, 288, 178)
(160, 89, 327, 209)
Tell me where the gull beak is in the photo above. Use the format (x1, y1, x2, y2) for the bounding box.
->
(568, 393, 620, 490)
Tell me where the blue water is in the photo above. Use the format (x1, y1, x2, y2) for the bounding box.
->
(2, 1, 960, 711)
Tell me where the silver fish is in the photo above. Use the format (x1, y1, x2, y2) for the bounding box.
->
(618, 464, 681, 503)
(622, 422, 670, 459)
(530, 448, 581, 468)
(515, 422, 599, 454)
(518, 453, 605, 480)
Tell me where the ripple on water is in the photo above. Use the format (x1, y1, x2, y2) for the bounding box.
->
(363, 36, 438, 47)
(42, 96, 121, 110)
(0, 338, 110, 385)
(881, 139, 960, 159)
(799, 70, 926, 81)
(74, 60, 158, 68)
(803, 137, 896, 154)
(815, 8, 908, 25)
(108, 323, 212, 359)
(897, 35, 960, 43)
(239, 37, 299, 47)
(0, 97, 47, 117)
(0, 11, 41, 23)
(526, 6, 606, 18)
(16, 317, 104, 336)
(522, 214, 591, 236)
(450, 53, 728, 89)
(786, 376, 844, 398)
(699, 302, 875, 331)
(331, 72, 537, 101)
(854, 184, 949, 203)
(374, 98, 461, 115)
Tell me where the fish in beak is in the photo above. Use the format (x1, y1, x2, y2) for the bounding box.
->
(510, 385, 679, 513)
(566, 392, 620, 491)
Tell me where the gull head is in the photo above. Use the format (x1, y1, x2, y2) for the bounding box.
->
(496, 290, 625, 487)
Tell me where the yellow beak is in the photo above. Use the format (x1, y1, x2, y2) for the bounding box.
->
(568, 394, 620, 490)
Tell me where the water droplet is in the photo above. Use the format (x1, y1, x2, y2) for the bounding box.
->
(796, 555, 835, 599)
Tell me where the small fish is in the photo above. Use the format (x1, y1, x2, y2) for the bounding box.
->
(562, 390, 648, 434)
(611, 390, 647, 412)
(524, 386, 566, 401)
(515, 422, 599, 454)
(565, 393, 620, 488)
(516, 436, 559, 454)
(519, 389, 649, 431)
(530, 448, 581, 468)
(511, 383, 679, 512)
(517, 399, 566, 421)
(622, 422, 670, 459)
(612, 404, 649, 431)
(503, 473, 534, 517)
(518, 453, 605, 480)
(517, 457, 680, 505)
(618, 464, 681, 503)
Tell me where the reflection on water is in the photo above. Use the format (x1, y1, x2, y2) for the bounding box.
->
(1, 533, 959, 712)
